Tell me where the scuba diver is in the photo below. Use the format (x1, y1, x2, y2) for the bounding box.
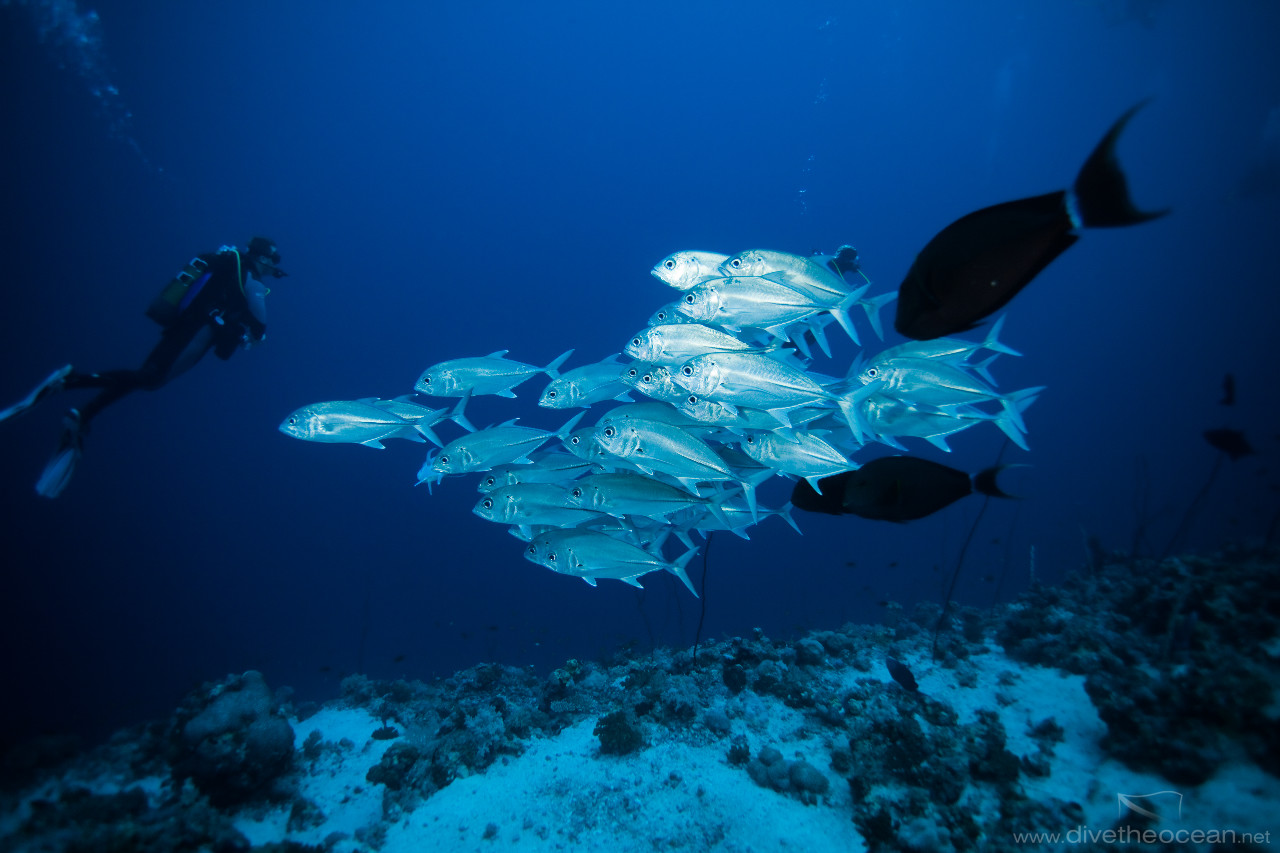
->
(0, 236, 288, 498)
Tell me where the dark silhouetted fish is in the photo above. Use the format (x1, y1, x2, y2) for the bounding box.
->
(1204, 428, 1254, 461)
(792, 456, 1016, 522)
(1220, 373, 1236, 406)
(886, 657, 919, 693)
(894, 101, 1169, 340)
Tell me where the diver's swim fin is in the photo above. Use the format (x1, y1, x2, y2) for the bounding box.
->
(35, 409, 84, 500)
(0, 364, 73, 424)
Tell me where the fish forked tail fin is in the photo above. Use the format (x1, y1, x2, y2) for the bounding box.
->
(448, 392, 476, 433)
(667, 547, 701, 598)
(972, 463, 1028, 500)
(542, 349, 575, 380)
(555, 410, 587, 440)
(858, 290, 898, 341)
(979, 315, 1022, 358)
(828, 284, 869, 346)
(994, 385, 1045, 450)
(1073, 99, 1171, 228)
(775, 500, 802, 535)
(835, 378, 883, 446)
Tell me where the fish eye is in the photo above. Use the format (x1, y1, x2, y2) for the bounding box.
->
(422, 376, 431, 384)
(482, 498, 492, 509)
(439, 455, 449, 464)
(730, 258, 742, 268)
(569, 435, 580, 445)
(745, 435, 755, 444)
(684, 294, 695, 303)
(631, 337, 641, 347)
(682, 366, 693, 376)
(687, 395, 697, 404)
(627, 368, 638, 377)
(655, 311, 667, 320)
(641, 374, 653, 383)
(571, 487, 582, 497)
(603, 426, 615, 437)
(527, 544, 536, 554)
(289, 417, 296, 425)
(548, 553, 557, 562)
(546, 390, 557, 399)
(866, 367, 878, 378)
(664, 259, 675, 270)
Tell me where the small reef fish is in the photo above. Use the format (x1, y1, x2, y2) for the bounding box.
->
(415, 349, 573, 398)
(538, 354, 633, 409)
(626, 323, 782, 367)
(677, 275, 867, 347)
(858, 391, 1038, 453)
(526, 527, 699, 596)
(476, 451, 597, 493)
(791, 456, 1016, 521)
(740, 430, 857, 493)
(423, 412, 584, 482)
(279, 400, 432, 449)
(566, 471, 733, 526)
(894, 101, 1169, 340)
(365, 395, 475, 446)
(593, 417, 739, 493)
(472, 483, 611, 533)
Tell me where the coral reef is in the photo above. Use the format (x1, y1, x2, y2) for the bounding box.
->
(168, 670, 296, 807)
(1, 546, 1275, 851)
(997, 544, 1280, 784)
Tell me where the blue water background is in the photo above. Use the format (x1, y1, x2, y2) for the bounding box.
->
(1, 0, 1277, 745)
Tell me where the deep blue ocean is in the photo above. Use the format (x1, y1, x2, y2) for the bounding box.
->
(1, 0, 1276, 749)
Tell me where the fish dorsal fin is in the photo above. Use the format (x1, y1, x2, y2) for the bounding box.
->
(486, 350, 510, 359)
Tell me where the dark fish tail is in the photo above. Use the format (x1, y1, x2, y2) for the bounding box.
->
(1073, 99, 1171, 227)
(972, 463, 1022, 500)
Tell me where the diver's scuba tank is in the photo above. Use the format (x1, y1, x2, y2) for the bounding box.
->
(145, 256, 213, 326)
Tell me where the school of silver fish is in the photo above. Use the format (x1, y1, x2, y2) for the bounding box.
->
(279, 247, 1042, 595)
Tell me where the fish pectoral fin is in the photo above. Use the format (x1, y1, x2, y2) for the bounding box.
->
(360, 439, 388, 449)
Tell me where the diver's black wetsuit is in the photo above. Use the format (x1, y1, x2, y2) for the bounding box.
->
(65, 249, 268, 426)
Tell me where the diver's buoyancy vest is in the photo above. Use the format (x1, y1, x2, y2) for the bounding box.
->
(145, 248, 245, 327)
(145, 255, 214, 326)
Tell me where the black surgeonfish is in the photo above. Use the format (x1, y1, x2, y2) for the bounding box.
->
(791, 456, 1016, 522)
(894, 101, 1169, 340)
(1204, 427, 1254, 461)
(886, 657, 920, 693)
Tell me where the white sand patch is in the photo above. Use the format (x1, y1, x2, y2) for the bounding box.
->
(379, 717, 864, 853)
(233, 706, 395, 849)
